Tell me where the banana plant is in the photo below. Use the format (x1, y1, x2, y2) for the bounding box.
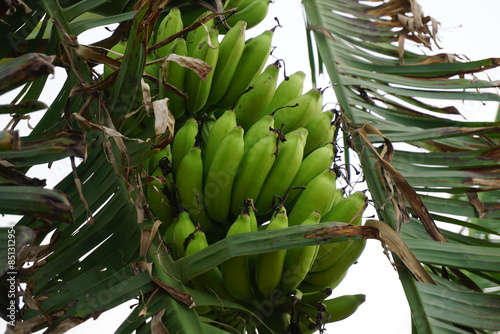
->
(0, 0, 499, 333)
(303, 0, 500, 333)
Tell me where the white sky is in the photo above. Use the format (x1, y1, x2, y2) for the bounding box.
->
(1, 0, 499, 333)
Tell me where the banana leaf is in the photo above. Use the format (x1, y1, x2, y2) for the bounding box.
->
(302, 0, 500, 332)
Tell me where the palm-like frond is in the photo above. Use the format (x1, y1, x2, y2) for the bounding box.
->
(303, 0, 500, 332)
(1, 0, 224, 332)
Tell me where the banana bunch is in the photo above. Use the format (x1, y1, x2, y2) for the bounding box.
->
(138, 87, 367, 333)
(110, 6, 373, 331)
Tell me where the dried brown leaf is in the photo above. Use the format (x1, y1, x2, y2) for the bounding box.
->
(304, 223, 380, 241)
(165, 53, 211, 81)
(356, 124, 447, 243)
(466, 192, 488, 219)
(142, 79, 152, 114)
(151, 309, 170, 334)
(152, 98, 175, 141)
(304, 220, 434, 284)
(70, 156, 94, 225)
(0, 53, 55, 94)
(140, 220, 163, 257)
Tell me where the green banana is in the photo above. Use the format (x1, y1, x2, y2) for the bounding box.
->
(287, 168, 338, 226)
(203, 110, 237, 177)
(242, 198, 259, 293)
(233, 61, 280, 131)
(206, 20, 247, 107)
(217, 29, 274, 109)
(175, 145, 214, 232)
(255, 128, 308, 215)
(204, 126, 244, 222)
(297, 270, 347, 294)
(242, 113, 274, 159)
(224, 0, 270, 30)
(230, 128, 279, 215)
(307, 122, 336, 158)
(185, 228, 234, 300)
(185, 11, 216, 55)
(161, 38, 188, 120)
(320, 191, 367, 224)
(297, 293, 366, 334)
(310, 191, 368, 272)
(263, 71, 306, 115)
(184, 228, 207, 257)
(273, 88, 323, 134)
(221, 212, 254, 302)
(175, 145, 203, 210)
(322, 294, 366, 323)
(280, 211, 321, 293)
(171, 117, 198, 178)
(171, 210, 197, 258)
(184, 27, 220, 115)
(155, 7, 183, 59)
(286, 142, 335, 206)
(254, 205, 288, 296)
(304, 239, 366, 288)
(164, 214, 178, 250)
(302, 110, 335, 156)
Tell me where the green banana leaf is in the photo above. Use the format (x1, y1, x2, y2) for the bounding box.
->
(302, 0, 500, 333)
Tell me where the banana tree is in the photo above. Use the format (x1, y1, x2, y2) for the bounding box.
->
(0, 0, 499, 333)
